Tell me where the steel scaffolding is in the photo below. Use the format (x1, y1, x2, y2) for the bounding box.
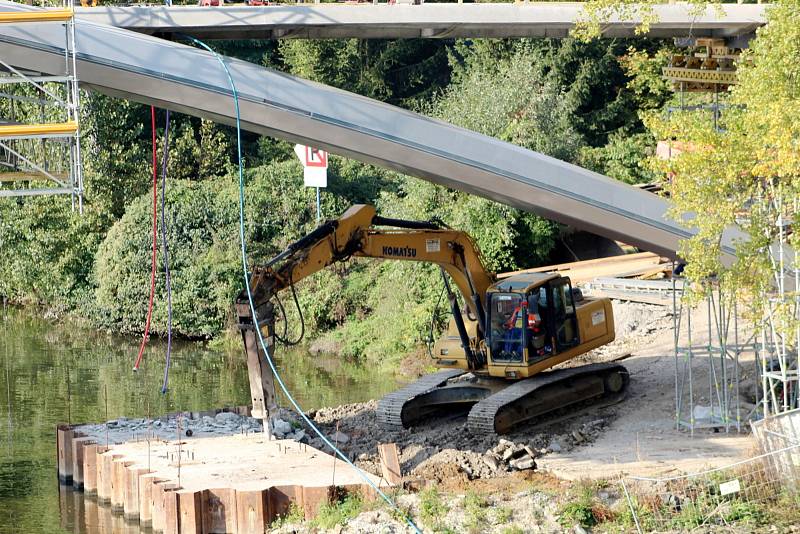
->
(758, 191, 799, 418)
(673, 276, 757, 435)
(0, 1, 83, 211)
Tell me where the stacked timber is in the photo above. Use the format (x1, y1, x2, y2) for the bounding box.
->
(498, 252, 672, 284)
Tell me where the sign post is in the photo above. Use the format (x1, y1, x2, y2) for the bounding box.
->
(293, 144, 328, 223)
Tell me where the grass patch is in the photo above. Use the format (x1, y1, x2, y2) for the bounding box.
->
(419, 485, 449, 531)
(311, 494, 365, 529)
(494, 506, 513, 524)
(558, 479, 616, 529)
(463, 490, 489, 533)
(723, 500, 766, 524)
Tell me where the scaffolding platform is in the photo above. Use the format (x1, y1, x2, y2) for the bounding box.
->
(0, 0, 83, 209)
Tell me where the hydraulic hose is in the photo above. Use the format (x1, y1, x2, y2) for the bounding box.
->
(183, 35, 422, 534)
(160, 110, 173, 394)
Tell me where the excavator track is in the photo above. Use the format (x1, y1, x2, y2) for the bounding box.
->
(467, 362, 629, 434)
(377, 369, 466, 428)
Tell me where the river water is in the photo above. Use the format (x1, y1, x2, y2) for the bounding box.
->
(0, 307, 401, 533)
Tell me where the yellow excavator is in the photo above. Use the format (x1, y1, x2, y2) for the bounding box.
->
(235, 205, 628, 434)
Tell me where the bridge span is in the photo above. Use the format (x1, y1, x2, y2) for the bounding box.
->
(0, 1, 746, 261)
(72, 3, 766, 41)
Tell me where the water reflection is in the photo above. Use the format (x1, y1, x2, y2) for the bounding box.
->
(0, 307, 401, 533)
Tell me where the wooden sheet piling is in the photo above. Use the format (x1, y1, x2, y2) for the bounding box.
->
(55, 421, 380, 532)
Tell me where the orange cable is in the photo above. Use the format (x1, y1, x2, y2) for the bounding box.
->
(133, 106, 159, 371)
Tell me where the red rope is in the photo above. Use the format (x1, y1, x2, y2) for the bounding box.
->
(133, 106, 159, 371)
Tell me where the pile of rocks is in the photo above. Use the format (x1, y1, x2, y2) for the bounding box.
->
(483, 439, 537, 473)
(76, 410, 265, 444)
(270, 417, 309, 442)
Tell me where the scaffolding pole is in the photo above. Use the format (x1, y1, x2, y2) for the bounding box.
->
(674, 280, 754, 434)
(759, 189, 799, 418)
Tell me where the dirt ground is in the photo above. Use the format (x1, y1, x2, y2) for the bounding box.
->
(283, 299, 760, 487)
(539, 300, 757, 481)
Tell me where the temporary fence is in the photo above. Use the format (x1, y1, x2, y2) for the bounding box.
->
(620, 430, 800, 532)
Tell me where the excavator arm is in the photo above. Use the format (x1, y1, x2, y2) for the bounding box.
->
(235, 204, 495, 430)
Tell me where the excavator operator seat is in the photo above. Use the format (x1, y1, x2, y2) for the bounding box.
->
(489, 293, 525, 363)
(551, 278, 579, 350)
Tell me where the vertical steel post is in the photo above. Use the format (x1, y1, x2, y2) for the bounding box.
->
(316, 186, 321, 223)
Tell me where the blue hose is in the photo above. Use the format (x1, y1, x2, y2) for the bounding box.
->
(160, 110, 173, 394)
(183, 36, 422, 534)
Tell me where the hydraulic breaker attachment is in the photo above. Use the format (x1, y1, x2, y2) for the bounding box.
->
(236, 299, 278, 437)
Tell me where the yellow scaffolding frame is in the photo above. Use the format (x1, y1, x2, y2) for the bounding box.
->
(0, 9, 73, 23)
(0, 3, 83, 208)
(0, 121, 78, 139)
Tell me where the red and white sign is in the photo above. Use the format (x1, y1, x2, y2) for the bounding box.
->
(294, 144, 328, 187)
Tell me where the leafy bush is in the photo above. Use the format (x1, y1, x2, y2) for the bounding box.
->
(93, 160, 305, 337)
(0, 194, 108, 310)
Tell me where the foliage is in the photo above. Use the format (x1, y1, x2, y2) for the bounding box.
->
(558, 480, 616, 529)
(643, 0, 800, 332)
(0, 195, 108, 310)
(82, 95, 152, 219)
(620, 46, 676, 113)
(92, 158, 390, 338)
(579, 131, 657, 184)
(419, 486, 449, 530)
(560, 498, 597, 528)
(312, 494, 365, 529)
(278, 39, 451, 106)
(463, 491, 489, 533)
(449, 38, 651, 148)
(270, 502, 305, 528)
(494, 506, 513, 524)
(722, 500, 766, 524)
(571, 0, 717, 42)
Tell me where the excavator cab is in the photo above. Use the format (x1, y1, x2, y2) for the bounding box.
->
(485, 274, 585, 370)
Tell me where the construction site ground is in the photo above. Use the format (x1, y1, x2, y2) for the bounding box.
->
(290, 299, 758, 487)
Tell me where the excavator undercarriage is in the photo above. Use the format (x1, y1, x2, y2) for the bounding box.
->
(377, 363, 628, 434)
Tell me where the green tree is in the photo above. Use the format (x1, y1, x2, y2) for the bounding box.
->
(644, 0, 799, 327)
(278, 39, 451, 106)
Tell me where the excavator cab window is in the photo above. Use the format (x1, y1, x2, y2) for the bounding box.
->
(550, 278, 579, 350)
(488, 293, 525, 363)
